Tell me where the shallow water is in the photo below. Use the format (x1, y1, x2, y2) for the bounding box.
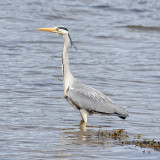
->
(0, 0, 160, 159)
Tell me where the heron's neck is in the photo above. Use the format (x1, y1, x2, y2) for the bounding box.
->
(62, 34, 74, 94)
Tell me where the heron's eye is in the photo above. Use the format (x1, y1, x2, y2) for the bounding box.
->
(56, 28, 59, 31)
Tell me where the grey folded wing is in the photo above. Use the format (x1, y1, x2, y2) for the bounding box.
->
(66, 81, 128, 118)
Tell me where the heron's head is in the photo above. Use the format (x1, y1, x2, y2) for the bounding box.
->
(38, 26, 77, 50)
(38, 26, 68, 36)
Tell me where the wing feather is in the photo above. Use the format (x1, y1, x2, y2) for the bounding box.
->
(66, 80, 128, 118)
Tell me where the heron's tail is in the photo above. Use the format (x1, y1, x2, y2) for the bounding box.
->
(115, 105, 129, 119)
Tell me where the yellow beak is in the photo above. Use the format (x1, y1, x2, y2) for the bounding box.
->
(37, 27, 57, 32)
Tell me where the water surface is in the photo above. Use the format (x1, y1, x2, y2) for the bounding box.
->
(0, 0, 160, 159)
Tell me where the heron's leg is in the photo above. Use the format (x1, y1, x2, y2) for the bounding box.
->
(80, 109, 87, 123)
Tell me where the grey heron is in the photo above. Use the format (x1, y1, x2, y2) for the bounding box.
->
(38, 26, 129, 123)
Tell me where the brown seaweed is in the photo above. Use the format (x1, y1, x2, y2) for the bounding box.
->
(98, 129, 160, 151)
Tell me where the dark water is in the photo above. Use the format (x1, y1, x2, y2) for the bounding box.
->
(0, 0, 160, 159)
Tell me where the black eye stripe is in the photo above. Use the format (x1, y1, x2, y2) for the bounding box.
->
(58, 27, 68, 31)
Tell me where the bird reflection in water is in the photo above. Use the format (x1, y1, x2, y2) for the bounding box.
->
(59, 123, 128, 149)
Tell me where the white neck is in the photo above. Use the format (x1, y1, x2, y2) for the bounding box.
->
(62, 34, 74, 95)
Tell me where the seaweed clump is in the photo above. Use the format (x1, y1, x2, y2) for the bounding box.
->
(98, 129, 129, 140)
(122, 139, 160, 151)
(97, 129, 160, 151)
